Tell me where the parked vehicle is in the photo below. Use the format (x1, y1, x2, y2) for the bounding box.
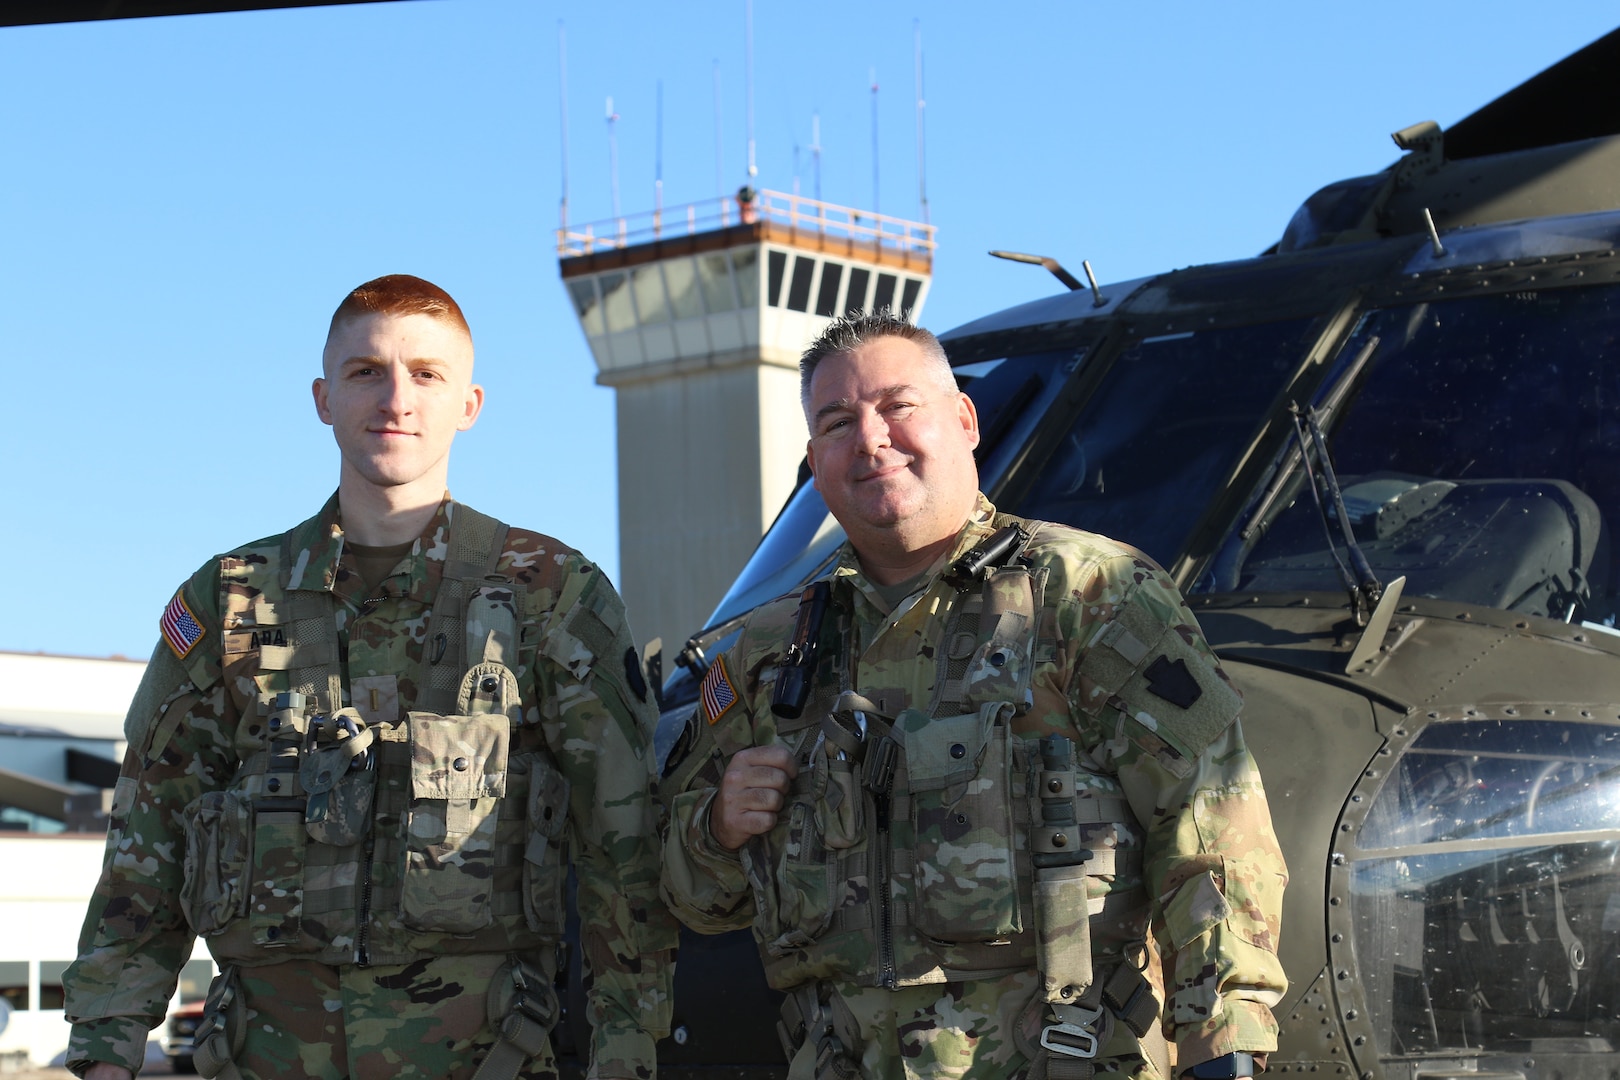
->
(162, 999, 205, 1075)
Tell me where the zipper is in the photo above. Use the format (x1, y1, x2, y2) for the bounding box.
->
(863, 727, 899, 991)
(355, 832, 374, 967)
(874, 786, 895, 989)
(350, 594, 375, 966)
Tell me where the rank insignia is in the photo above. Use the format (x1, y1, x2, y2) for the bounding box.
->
(160, 590, 206, 660)
(700, 656, 738, 724)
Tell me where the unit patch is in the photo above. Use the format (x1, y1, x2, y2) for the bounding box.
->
(700, 656, 739, 724)
(160, 591, 206, 660)
(1144, 654, 1203, 710)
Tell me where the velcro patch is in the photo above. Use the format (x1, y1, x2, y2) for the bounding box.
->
(623, 646, 648, 703)
(160, 590, 206, 659)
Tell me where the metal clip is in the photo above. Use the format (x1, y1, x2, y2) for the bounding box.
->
(1041, 1005, 1103, 1060)
(334, 712, 372, 772)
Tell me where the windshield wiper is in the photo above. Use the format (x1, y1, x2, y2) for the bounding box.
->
(1240, 334, 1381, 541)
(1291, 403, 1384, 624)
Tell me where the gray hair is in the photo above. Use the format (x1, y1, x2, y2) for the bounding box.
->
(799, 309, 954, 417)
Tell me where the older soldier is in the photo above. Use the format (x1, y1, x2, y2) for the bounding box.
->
(64, 275, 673, 1080)
(660, 312, 1287, 1080)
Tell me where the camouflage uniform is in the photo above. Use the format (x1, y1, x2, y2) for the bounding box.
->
(64, 495, 674, 1080)
(660, 497, 1286, 1080)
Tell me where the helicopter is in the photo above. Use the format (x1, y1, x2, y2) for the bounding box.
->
(606, 24, 1620, 1080)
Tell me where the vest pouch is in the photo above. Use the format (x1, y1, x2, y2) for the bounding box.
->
(249, 805, 307, 947)
(820, 752, 864, 851)
(521, 752, 571, 936)
(302, 711, 377, 848)
(766, 798, 839, 956)
(906, 701, 1022, 942)
(400, 710, 510, 934)
(180, 789, 252, 936)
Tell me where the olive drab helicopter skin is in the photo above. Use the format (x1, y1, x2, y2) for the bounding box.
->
(621, 25, 1620, 1080)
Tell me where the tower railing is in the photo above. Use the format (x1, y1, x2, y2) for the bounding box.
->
(557, 189, 935, 261)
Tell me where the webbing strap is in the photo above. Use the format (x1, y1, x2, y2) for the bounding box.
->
(778, 982, 861, 1080)
(191, 967, 246, 1080)
(931, 519, 1040, 718)
(1030, 960, 1158, 1080)
(280, 530, 343, 715)
(418, 504, 509, 715)
(469, 1014, 550, 1080)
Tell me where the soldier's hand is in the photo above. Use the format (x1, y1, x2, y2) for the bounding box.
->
(83, 1064, 134, 1080)
(710, 744, 798, 851)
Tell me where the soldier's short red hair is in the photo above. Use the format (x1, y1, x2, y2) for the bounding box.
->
(328, 274, 471, 340)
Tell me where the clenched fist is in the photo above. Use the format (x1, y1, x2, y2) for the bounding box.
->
(709, 744, 798, 850)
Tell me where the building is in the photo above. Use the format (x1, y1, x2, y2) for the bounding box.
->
(0, 651, 209, 1070)
(558, 186, 934, 661)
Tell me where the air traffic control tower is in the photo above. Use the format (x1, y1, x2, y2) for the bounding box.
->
(558, 188, 934, 666)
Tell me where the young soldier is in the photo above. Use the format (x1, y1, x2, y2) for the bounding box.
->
(661, 313, 1287, 1080)
(65, 275, 672, 1080)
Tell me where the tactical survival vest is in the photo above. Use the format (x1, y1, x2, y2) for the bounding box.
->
(176, 505, 571, 970)
(753, 517, 1163, 1077)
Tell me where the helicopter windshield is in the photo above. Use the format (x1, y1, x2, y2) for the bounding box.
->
(1351, 719, 1620, 1060)
(1009, 318, 1318, 567)
(1205, 284, 1620, 625)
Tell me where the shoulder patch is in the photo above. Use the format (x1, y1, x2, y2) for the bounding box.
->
(699, 655, 739, 725)
(160, 590, 206, 659)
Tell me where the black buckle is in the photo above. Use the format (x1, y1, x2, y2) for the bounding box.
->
(863, 736, 898, 795)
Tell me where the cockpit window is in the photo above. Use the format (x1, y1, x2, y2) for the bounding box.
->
(1349, 719, 1620, 1060)
(1010, 319, 1317, 567)
(1205, 284, 1620, 625)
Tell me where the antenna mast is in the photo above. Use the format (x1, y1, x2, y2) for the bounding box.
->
(558, 21, 569, 230)
(915, 20, 928, 224)
(607, 96, 621, 219)
(745, 0, 757, 181)
(713, 61, 724, 198)
(655, 79, 664, 218)
(810, 112, 822, 201)
(870, 68, 879, 214)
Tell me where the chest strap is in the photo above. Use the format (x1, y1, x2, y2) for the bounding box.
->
(418, 504, 511, 715)
(278, 529, 344, 716)
(932, 521, 1042, 718)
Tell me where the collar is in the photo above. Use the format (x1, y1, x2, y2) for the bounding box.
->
(283, 491, 457, 609)
(830, 493, 1003, 613)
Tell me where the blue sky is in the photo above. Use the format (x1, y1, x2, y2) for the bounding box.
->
(2, 0, 1614, 659)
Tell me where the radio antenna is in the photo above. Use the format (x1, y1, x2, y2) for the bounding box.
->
(557, 21, 569, 230)
(712, 61, 724, 198)
(745, 0, 757, 180)
(606, 96, 621, 219)
(870, 68, 879, 214)
(655, 79, 664, 217)
(810, 112, 822, 202)
(914, 20, 928, 224)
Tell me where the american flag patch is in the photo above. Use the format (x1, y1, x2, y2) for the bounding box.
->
(700, 656, 739, 724)
(160, 591, 206, 659)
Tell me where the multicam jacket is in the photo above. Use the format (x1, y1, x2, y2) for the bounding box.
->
(64, 495, 673, 1077)
(661, 496, 1286, 1068)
